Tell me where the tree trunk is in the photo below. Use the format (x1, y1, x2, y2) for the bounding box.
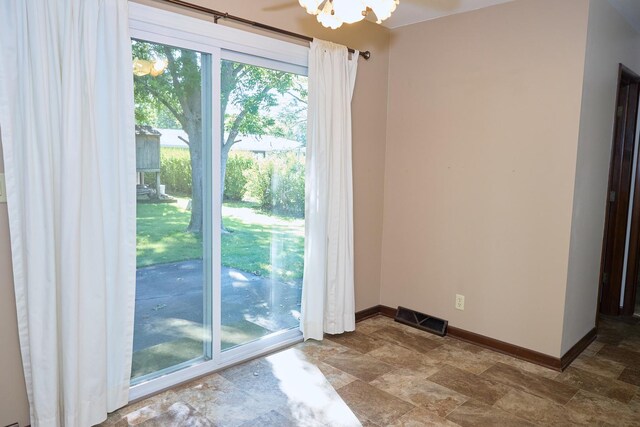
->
(220, 141, 234, 205)
(186, 126, 203, 234)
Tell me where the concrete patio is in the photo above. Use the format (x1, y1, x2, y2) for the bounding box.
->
(132, 259, 301, 378)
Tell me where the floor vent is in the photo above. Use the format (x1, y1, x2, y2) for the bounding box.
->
(394, 306, 448, 336)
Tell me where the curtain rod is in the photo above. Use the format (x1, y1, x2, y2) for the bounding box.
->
(159, 0, 371, 60)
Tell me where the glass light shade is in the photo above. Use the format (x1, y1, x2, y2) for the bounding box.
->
(366, 0, 398, 23)
(317, 1, 343, 29)
(150, 59, 167, 77)
(132, 58, 152, 76)
(332, 0, 366, 24)
(299, 0, 322, 15)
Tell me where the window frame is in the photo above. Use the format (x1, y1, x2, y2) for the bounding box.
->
(128, 2, 307, 401)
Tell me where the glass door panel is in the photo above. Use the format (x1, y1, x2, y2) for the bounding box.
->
(132, 39, 211, 382)
(130, 39, 308, 389)
(219, 59, 308, 350)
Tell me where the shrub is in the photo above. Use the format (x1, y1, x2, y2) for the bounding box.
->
(245, 157, 274, 209)
(153, 148, 304, 216)
(224, 152, 255, 201)
(245, 152, 305, 218)
(160, 147, 192, 196)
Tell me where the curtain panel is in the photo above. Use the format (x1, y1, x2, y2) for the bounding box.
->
(301, 39, 359, 340)
(0, 1, 136, 425)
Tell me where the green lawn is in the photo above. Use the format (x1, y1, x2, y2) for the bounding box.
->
(131, 319, 273, 378)
(136, 200, 304, 283)
(136, 202, 202, 267)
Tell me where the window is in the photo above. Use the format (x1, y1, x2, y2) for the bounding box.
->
(129, 3, 308, 398)
(132, 39, 211, 382)
(219, 58, 308, 351)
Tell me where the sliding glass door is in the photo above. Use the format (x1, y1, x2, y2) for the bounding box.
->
(132, 39, 212, 382)
(130, 27, 308, 388)
(219, 57, 308, 351)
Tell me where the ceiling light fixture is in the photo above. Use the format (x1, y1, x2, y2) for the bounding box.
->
(132, 58, 168, 77)
(299, 0, 399, 29)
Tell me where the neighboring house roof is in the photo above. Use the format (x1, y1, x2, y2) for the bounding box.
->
(156, 129, 189, 147)
(156, 128, 303, 152)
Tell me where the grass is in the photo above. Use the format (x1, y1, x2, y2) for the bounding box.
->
(131, 337, 202, 379)
(136, 199, 304, 282)
(222, 213, 304, 282)
(136, 202, 202, 267)
(131, 321, 272, 379)
(133, 199, 303, 378)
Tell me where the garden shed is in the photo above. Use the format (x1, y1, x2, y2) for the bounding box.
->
(135, 124, 162, 197)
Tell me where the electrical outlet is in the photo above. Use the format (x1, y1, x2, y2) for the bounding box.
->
(455, 294, 465, 310)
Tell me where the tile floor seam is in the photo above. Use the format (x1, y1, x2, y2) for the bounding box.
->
(562, 387, 581, 407)
(101, 314, 640, 426)
(441, 395, 471, 418)
(494, 387, 580, 426)
(366, 373, 423, 403)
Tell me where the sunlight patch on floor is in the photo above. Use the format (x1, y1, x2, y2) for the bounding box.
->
(267, 349, 361, 426)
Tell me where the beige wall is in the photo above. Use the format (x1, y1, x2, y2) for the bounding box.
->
(562, 0, 640, 354)
(380, 0, 589, 357)
(4, 0, 630, 421)
(0, 143, 30, 427)
(132, 0, 391, 311)
(0, 2, 389, 422)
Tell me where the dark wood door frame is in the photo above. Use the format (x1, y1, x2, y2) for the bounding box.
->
(623, 171, 640, 315)
(599, 64, 640, 316)
(623, 102, 640, 315)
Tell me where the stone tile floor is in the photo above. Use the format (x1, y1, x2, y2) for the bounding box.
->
(98, 315, 640, 426)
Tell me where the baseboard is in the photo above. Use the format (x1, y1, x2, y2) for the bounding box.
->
(354, 305, 384, 322)
(446, 325, 562, 371)
(355, 304, 397, 321)
(355, 305, 596, 372)
(560, 327, 597, 370)
(378, 305, 397, 318)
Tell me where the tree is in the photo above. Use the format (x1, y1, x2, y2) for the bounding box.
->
(219, 59, 297, 210)
(133, 40, 304, 233)
(272, 77, 308, 144)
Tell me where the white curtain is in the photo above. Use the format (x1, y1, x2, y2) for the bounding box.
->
(0, 1, 136, 426)
(301, 39, 359, 340)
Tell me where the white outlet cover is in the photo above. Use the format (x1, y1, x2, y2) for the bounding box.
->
(455, 294, 465, 310)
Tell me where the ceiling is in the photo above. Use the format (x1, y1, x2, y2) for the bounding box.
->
(261, 0, 515, 30)
(376, 0, 514, 29)
(383, 0, 640, 31)
(262, 0, 640, 32)
(607, 0, 640, 33)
